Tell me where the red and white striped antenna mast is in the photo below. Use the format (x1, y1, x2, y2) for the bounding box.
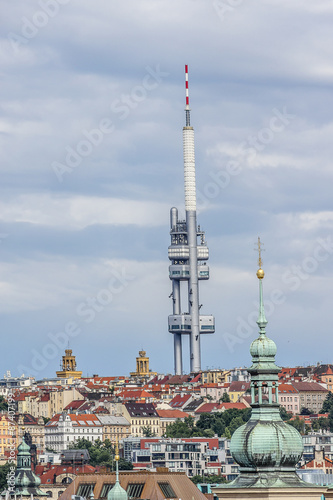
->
(185, 64, 191, 126)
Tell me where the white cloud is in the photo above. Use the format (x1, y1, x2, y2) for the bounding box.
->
(0, 194, 170, 229)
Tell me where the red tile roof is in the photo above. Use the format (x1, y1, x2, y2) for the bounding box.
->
(115, 389, 154, 401)
(156, 409, 189, 419)
(63, 400, 85, 411)
(291, 381, 328, 392)
(169, 394, 192, 408)
(278, 384, 298, 394)
(229, 381, 250, 392)
(221, 402, 247, 410)
(38, 464, 96, 484)
(195, 403, 222, 414)
(46, 414, 102, 427)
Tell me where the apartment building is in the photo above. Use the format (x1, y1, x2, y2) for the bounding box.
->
(97, 414, 130, 444)
(45, 413, 103, 452)
(122, 403, 160, 437)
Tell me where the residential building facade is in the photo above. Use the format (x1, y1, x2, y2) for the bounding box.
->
(45, 413, 103, 452)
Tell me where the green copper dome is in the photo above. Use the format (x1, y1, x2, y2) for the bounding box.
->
(250, 334, 277, 358)
(108, 482, 128, 500)
(231, 416, 303, 470)
(17, 438, 30, 456)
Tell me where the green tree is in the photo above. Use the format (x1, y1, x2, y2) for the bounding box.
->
(317, 416, 330, 431)
(329, 406, 333, 432)
(68, 438, 133, 470)
(321, 392, 333, 413)
(196, 413, 216, 431)
(0, 463, 16, 491)
(165, 419, 194, 438)
(312, 419, 320, 432)
(287, 417, 310, 435)
(0, 397, 8, 412)
(300, 407, 311, 415)
(191, 474, 228, 485)
(221, 393, 230, 403)
(184, 415, 195, 431)
(287, 417, 303, 433)
(227, 416, 244, 436)
(141, 425, 156, 437)
(279, 406, 292, 421)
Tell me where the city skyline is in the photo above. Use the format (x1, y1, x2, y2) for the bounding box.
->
(1, 2, 333, 377)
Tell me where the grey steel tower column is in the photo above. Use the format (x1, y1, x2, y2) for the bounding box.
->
(187, 210, 201, 373)
(173, 279, 182, 374)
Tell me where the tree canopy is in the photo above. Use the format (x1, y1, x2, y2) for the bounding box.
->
(68, 439, 133, 470)
(191, 474, 228, 484)
(165, 409, 251, 438)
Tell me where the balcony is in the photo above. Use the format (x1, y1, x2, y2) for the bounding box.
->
(168, 314, 215, 334)
(168, 245, 209, 261)
(169, 264, 210, 280)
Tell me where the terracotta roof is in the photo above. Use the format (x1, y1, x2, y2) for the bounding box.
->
(278, 384, 298, 394)
(291, 381, 329, 392)
(58, 471, 207, 500)
(169, 394, 192, 408)
(38, 464, 96, 484)
(229, 381, 250, 392)
(195, 403, 222, 414)
(93, 406, 109, 414)
(63, 400, 85, 411)
(190, 374, 201, 383)
(167, 375, 192, 385)
(46, 414, 102, 427)
(115, 389, 154, 401)
(69, 414, 102, 427)
(220, 402, 247, 410)
(13, 413, 38, 425)
(156, 409, 189, 419)
(301, 457, 333, 469)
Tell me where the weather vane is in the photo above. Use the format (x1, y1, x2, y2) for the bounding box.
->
(255, 237, 265, 279)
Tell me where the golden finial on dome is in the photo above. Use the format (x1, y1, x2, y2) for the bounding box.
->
(255, 237, 265, 279)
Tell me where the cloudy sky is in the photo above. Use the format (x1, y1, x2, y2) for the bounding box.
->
(1, 0, 333, 379)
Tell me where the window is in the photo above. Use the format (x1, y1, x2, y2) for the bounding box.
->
(127, 483, 144, 498)
(100, 483, 115, 498)
(158, 482, 176, 498)
(76, 483, 95, 498)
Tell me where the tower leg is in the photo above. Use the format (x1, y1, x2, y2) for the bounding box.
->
(187, 210, 201, 373)
(173, 280, 182, 375)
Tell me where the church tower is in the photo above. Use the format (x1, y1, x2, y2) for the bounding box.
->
(214, 239, 325, 498)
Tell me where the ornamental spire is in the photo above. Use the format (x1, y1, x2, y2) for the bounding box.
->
(115, 436, 120, 481)
(255, 237, 267, 332)
(107, 437, 128, 500)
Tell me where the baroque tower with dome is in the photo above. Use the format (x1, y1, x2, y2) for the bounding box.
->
(214, 238, 328, 499)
